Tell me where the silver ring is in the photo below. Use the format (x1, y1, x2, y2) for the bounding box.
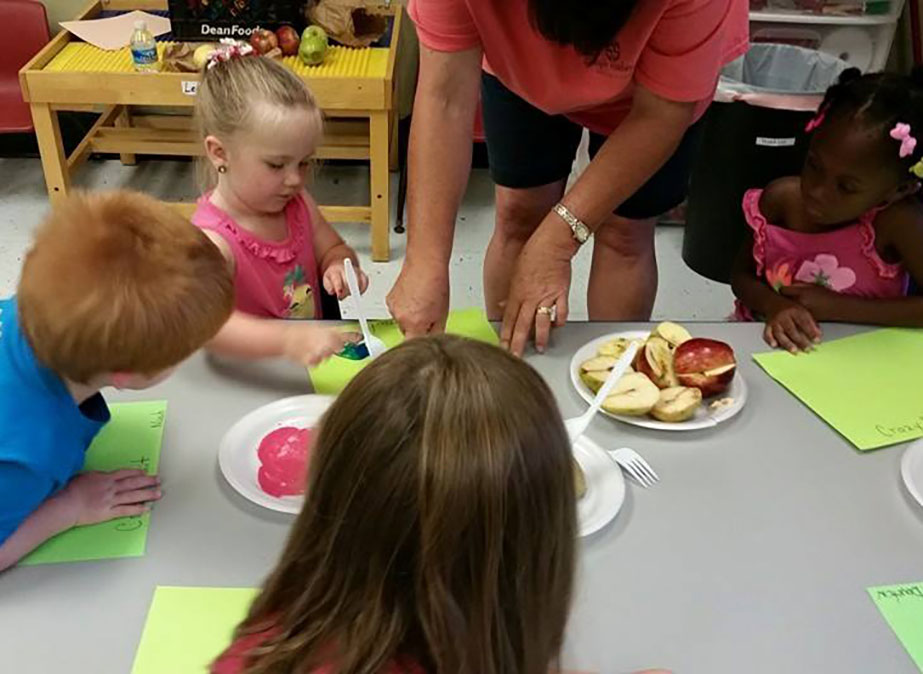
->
(536, 305, 557, 322)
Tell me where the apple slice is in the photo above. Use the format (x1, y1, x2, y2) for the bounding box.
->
(602, 372, 659, 416)
(674, 338, 737, 397)
(573, 458, 587, 499)
(650, 386, 702, 422)
(580, 355, 618, 373)
(633, 336, 678, 389)
(652, 321, 692, 349)
(598, 337, 638, 358)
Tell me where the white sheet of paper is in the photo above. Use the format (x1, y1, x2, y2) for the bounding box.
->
(61, 11, 171, 51)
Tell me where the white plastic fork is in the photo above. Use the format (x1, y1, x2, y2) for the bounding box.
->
(565, 341, 640, 443)
(610, 447, 659, 488)
(343, 258, 386, 358)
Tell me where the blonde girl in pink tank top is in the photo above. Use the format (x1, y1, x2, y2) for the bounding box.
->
(192, 44, 368, 366)
(731, 68, 923, 353)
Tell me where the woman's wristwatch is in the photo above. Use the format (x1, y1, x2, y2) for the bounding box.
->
(553, 203, 590, 245)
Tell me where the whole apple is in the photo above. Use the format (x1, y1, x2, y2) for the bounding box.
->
(276, 25, 300, 56)
(299, 25, 328, 66)
(673, 338, 737, 397)
(249, 28, 279, 55)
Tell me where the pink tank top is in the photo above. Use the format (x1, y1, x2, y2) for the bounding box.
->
(193, 193, 322, 319)
(734, 188, 910, 320)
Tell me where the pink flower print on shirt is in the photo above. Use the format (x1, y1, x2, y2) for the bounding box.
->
(766, 261, 794, 292)
(795, 254, 857, 291)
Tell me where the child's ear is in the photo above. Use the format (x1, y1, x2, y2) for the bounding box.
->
(203, 135, 228, 169)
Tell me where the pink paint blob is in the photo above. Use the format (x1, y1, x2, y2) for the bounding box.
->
(257, 426, 312, 498)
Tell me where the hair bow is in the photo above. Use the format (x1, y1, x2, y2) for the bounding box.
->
(890, 123, 918, 158)
(805, 110, 825, 133)
(206, 39, 255, 70)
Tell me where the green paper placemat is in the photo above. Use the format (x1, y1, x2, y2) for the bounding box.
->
(20, 401, 167, 566)
(131, 586, 258, 674)
(753, 329, 923, 451)
(309, 308, 499, 394)
(868, 582, 923, 672)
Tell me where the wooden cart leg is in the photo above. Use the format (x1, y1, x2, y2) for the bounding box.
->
(369, 110, 391, 262)
(389, 110, 399, 172)
(116, 106, 137, 166)
(31, 103, 70, 204)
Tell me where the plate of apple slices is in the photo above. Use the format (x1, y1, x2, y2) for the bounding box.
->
(570, 322, 747, 431)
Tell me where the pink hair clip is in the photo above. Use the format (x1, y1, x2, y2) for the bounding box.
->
(205, 39, 255, 70)
(805, 110, 826, 133)
(890, 122, 917, 158)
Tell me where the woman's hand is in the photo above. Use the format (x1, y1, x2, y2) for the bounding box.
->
(322, 258, 368, 300)
(499, 215, 575, 356)
(387, 261, 450, 338)
(764, 296, 822, 353)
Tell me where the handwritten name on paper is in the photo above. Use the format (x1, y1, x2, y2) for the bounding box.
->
(875, 584, 923, 603)
(877, 415, 923, 439)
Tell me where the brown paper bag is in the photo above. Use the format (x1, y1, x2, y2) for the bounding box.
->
(306, 0, 388, 48)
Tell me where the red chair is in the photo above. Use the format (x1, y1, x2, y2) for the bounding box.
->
(0, 0, 50, 134)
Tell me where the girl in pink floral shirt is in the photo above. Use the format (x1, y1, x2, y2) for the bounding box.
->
(731, 68, 923, 352)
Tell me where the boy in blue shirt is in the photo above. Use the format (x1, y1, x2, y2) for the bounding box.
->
(0, 190, 233, 570)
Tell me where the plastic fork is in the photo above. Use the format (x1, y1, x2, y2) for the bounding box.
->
(565, 341, 640, 443)
(609, 447, 659, 488)
(343, 258, 386, 358)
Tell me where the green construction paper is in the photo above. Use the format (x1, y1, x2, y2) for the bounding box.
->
(20, 401, 167, 566)
(131, 586, 258, 674)
(752, 329, 923, 451)
(868, 582, 923, 672)
(309, 308, 499, 394)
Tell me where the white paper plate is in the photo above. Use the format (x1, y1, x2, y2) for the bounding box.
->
(901, 439, 923, 509)
(570, 330, 747, 432)
(574, 435, 625, 537)
(218, 395, 333, 514)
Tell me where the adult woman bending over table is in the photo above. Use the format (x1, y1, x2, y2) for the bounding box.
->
(387, 0, 748, 355)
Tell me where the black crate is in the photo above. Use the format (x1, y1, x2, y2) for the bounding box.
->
(167, 0, 306, 41)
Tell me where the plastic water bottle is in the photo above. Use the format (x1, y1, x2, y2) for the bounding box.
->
(130, 20, 158, 73)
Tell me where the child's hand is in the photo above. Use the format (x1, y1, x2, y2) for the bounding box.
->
(282, 323, 360, 367)
(765, 299, 822, 353)
(59, 470, 161, 526)
(322, 258, 369, 300)
(779, 283, 839, 320)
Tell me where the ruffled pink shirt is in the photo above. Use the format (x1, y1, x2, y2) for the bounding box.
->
(193, 193, 322, 320)
(735, 188, 910, 320)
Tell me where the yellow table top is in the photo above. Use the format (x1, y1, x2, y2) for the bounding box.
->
(43, 42, 390, 79)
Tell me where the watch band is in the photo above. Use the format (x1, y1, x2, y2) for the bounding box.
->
(553, 203, 590, 245)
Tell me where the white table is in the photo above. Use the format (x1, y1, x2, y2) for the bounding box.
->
(1, 322, 921, 674)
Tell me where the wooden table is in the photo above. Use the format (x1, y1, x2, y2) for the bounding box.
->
(19, 0, 401, 261)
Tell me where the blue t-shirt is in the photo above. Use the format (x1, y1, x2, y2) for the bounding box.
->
(0, 297, 109, 544)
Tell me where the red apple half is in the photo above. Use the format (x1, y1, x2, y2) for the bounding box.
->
(633, 336, 678, 389)
(250, 28, 279, 55)
(673, 338, 737, 397)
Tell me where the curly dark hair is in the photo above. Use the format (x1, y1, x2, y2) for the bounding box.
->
(527, 0, 641, 62)
(810, 67, 923, 179)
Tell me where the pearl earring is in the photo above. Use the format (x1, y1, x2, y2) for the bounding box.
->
(217, 165, 228, 174)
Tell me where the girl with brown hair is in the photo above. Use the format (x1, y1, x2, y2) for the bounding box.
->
(212, 335, 577, 674)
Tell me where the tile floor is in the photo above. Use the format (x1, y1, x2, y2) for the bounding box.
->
(0, 156, 733, 320)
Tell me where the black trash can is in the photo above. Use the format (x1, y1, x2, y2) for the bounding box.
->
(683, 45, 849, 283)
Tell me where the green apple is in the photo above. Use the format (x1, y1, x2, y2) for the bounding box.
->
(299, 25, 328, 66)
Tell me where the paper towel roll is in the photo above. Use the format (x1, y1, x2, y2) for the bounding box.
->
(820, 27, 874, 71)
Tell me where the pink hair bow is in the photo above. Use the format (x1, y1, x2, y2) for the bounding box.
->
(805, 110, 825, 133)
(206, 39, 255, 70)
(890, 123, 917, 158)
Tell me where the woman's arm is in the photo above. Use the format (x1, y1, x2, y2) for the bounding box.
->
(386, 43, 483, 336)
(500, 84, 695, 355)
